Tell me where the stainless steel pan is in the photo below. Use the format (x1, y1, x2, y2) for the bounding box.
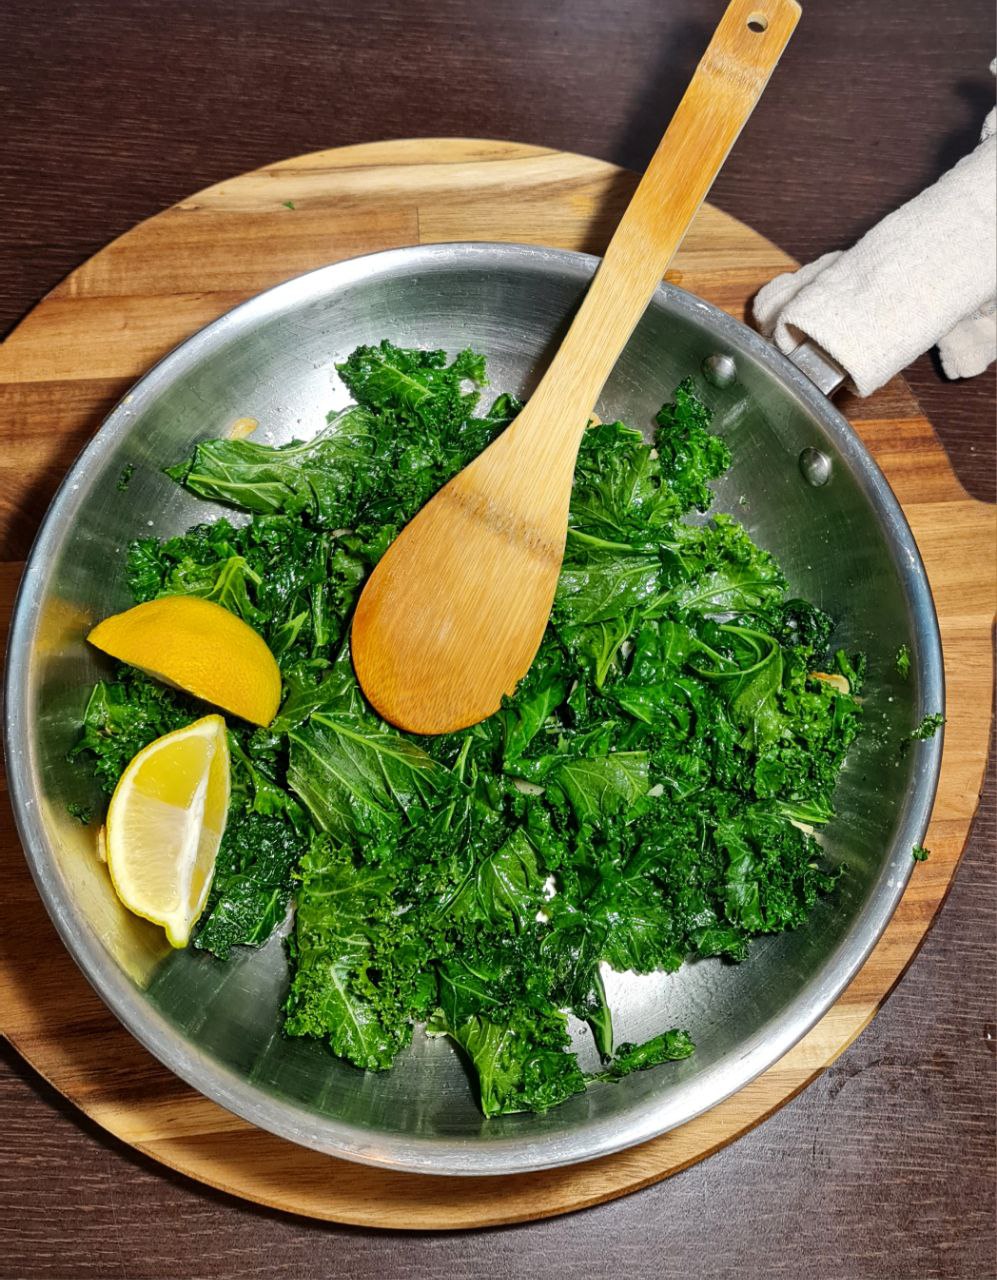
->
(3, 243, 943, 1175)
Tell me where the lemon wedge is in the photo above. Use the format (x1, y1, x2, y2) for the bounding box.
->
(105, 714, 230, 947)
(88, 596, 281, 726)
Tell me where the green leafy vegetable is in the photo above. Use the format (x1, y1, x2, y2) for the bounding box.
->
(285, 836, 414, 1070)
(336, 340, 486, 428)
(163, 405, 379, 524)
(71, 668, 195, 793)
(74, 341, 864, 1117)
(547, 752, 650, 825)
(446, 829, 544, 934)
(594, 1029, 696, 1082)
(910, 713, 945, 741)
(895, 644, 911, 680)
(912, 844, 931, 862)
(193, 811, 304, 959)
(427, 1006, 588, 1117)
(287, 711, 443, 841)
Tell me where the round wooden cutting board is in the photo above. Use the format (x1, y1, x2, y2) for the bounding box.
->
(0, 138, 993, 1230)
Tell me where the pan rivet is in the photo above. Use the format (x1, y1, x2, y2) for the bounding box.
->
(702, 352, 737, 388)
(799, 447, 832, 487)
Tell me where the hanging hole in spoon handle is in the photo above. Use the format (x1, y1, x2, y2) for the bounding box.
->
(748, 13, 770, 32)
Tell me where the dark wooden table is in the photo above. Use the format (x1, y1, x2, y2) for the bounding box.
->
(1, 2, 994, 1276)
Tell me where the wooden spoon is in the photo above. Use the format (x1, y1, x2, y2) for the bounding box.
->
(352, 0, 801, 734)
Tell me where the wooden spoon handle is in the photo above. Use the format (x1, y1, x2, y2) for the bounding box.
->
(519, 0, 801, 449)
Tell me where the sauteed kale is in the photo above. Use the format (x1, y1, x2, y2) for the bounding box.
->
(73, 342, 864, 1116)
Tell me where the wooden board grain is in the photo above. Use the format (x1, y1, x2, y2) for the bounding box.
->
(0, 137, 993, 1230)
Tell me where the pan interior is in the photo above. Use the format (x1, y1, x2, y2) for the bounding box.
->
(8, 244, 941, 1174)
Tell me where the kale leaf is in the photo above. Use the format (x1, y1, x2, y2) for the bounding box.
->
(193, 811, 304, 959)
(594, 1029, 696, 1082)
(70, 668, 196, 793)
(284, 836, 416, 1070)
(287, 711, 444, 841)
(910, 713, 945, 741)
(164, 404, 379, 524)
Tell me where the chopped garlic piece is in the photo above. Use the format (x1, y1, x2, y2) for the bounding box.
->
(228, 416, 259, 440)
(811, 671, 850, 696)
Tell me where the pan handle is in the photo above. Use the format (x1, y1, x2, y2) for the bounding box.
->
(785, 339, 847, 397)
(755, 97, 995, 397)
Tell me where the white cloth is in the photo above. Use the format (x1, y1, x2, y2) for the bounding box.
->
(754, 67, 997, 396)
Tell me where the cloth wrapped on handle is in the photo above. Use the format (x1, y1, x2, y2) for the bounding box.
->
(754, 66, 996, 396)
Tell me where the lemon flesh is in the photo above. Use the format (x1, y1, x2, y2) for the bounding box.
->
(106, 714, 230, 947)
(88, 596, 281, 727)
